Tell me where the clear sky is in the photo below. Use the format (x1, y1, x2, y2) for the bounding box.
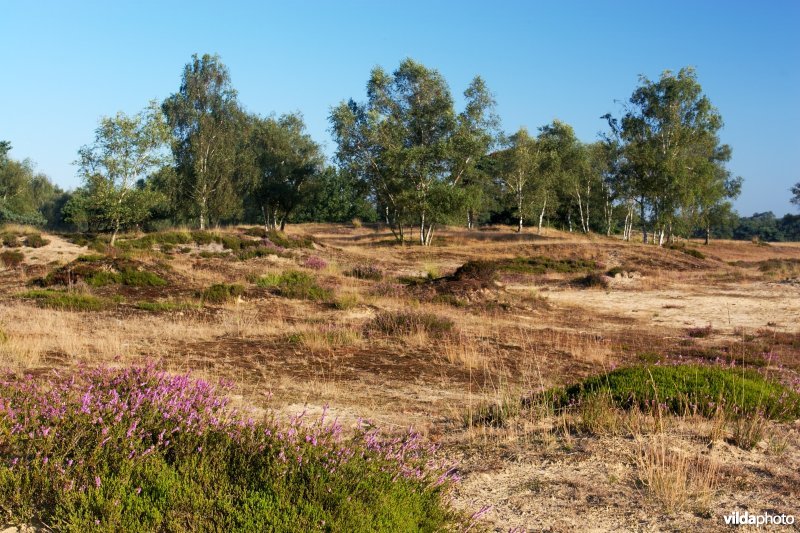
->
(2, 0, 798, 215)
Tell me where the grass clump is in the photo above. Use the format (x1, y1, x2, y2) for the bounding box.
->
(134, 300, 199, 312)
(368, 311, 454, 337)
(0, 365, 460, 531)
(200, 283, 245, 304)
(17, 289, 111, 311)
(1, 250, 24, 268)
(257, 270, 332, 301)
(551, 365, 800, 421)
(24, 234, 50, 248)
(2, 233, 21, 247)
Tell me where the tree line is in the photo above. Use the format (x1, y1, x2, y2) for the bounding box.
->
(2, 53, 799, 243)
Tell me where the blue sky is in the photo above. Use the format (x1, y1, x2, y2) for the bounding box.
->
(2, 0, 798, 215)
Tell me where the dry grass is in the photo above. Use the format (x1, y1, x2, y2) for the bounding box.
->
(634, 434, 719, 514)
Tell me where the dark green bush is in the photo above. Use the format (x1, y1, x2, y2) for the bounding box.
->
(257, 270, 332, 301)
(496, 256, 597, 274)
(201, 283, 245, 304)
(549, 365, 800, 421)
(574, 272, 609, 289)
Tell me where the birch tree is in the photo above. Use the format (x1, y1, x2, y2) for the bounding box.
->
(71, 102, 169, 244)
(162, 54, 244, 229)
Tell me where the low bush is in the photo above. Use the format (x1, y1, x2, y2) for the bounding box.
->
(368, 311, 454, 337)
(303, 256, 328, 270)
(0, 365, 460, 530)
(85, 269, 168, 288)
(257, 270, 332, 301)
(134, 300, 199, 312)
(200, 283, 245, 304)
(17, 289, 111, 311)
(549, 365, 800, 421)
(1, 250, 24, 268)
(27, 233, 51, 248)
(347, 265, 383, 281)
(497, 256, 597, 275)
(267, 230, 315, 249)
(574, 272, 609, 289)
(687, 324, 713, 338)
(2, 234, 21, 248)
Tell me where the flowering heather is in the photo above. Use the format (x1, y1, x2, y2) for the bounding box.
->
(0, 365, 462, 530)
(303, 255, 328, 270)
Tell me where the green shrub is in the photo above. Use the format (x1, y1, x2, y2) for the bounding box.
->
(497, 256, 597, 275)
(18, 289, 111, 311)
(1, 250, 24, 268)
(2, 234, 21, 247)
(25, 233, 50, 248)
(257, 270, 332, 301)
(135, 300, 198, 312)
(267, 230, 315, 249)
(85, 269, 167, 288)
(368, 311, 454, 337)
(190, 231, 216, 245)
(201, 283, 245, 304)
(549, 365, 800, 421)
(220, 234, 243, 251)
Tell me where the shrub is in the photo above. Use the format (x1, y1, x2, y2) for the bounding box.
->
(26, 233, 51, 248)
(1, 250, 24, 268)
(267, 230, 315, 249)
(190, 230, 215, 245)
(17, 289, 111, 311)
(85, 269, 167, 288)
(257, 270, 332, 301)
(497, 256, 597, 274)
(135, 300, 198, 312)
(450, 260, 498, 286)
(219, 234, 242, 251)
(200, 283, 245, 304)
(347, 265, 383, 281)
(550, 365, 800, 421)
(687, 324, 713, 338)
(303, 256, 327, 270)
(2, 234, 21, 248)
(368, 311, 454, 337)
(244, 227, 268, 238)
(574, 272, 609, 289)
(0, 366, 460, 531)
(681, 248, 705, 259)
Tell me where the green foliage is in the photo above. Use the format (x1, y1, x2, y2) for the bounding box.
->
(331, 59, 498, 245)
(1, 250, 24, 268)
(550, 365, 800, 421)
(267, 230, 315, 249)
(257, 270, 332, 301)
(0, 366, 460, 531)
(2, 233, 21, 247)
(87, 269, 167, 288)
(367, 311, 454, 337)
(162, 54, 246, 229)
(67, 102, 170, 242)
(496, 256, 597, 274)
(0, 144, 61, 227)
(18, 289, 112, 311)
(201, 283, 245, 304)
(247, 113, 325, 231)
(134, 300, 198, 312)
(24, 233, 49, 248)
